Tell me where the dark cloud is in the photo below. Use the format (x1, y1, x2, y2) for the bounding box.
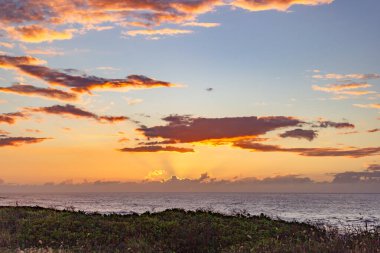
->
(317, 121, 355, 129)
(0, 55, 176, 93)
(25, 104, 128, 123)
(0, 112, 28, 124)
(367, 164, 380, 172)
(368, 128, 380, 133)
(279, 128, 318, 141)
(0, 54, 43, 68)
(17, 65, 176, 93)
(332, 164, 380, 183)
(0, 136, 49, 147)
(0, 84, 78, 101)
(233, 140, 380, 158)
(138, 115, 303, 143)
(119, 145, 194, 153)
(206, 88, 213, 92)
(3, 170, 380, 194)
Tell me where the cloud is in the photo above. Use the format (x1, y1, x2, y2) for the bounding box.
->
(0, 54, 177, 93)
(124, 97, 143, 105)
(312, 73, 380, 80)
(24, 48, 64, 56)
(0, 112, 28, 124)
(182, 22, 220, 28)
(0, 54, 45, 69)
(368, 128, 380, 133)
(24, 104, 128, 123)
(138, 115, 303, 143)
(25, 129, 41, 133)
(312, 83, 376, 97)
(317, 120, 355, 129)
(0, 129, 10, 136)
(0, 136, 49, 147)
(0, 84, 78, 101)
(124, 28, 193, 38)
(353, 104, 380, 110)
(233, 140, 380, 158)
(0, 0, 332, 43)
(232, 0, 333, 11)
(279, 128, 318, 141)
(4, 168, 380, 193)
(312, 83, 372, 91)
(119, 145, 194, 153)
(367, 164, 380, 172)
(0, 42, 14, 48)
(7, 25, 75, 43)
(332, 164, 380, 183)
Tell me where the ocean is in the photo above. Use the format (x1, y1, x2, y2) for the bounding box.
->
(1, 192, 379, 229)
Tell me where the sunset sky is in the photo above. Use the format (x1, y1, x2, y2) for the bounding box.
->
(0, 0, 379, 190)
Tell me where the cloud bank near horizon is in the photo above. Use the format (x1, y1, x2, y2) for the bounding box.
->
(0, 164, 379, 193)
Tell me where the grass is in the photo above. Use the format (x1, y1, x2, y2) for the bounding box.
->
(0, 206, 379, 253)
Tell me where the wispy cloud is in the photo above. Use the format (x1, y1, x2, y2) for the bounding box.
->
(312, 73, 380, 80)
(353, 103, 380, 110)
(124, 28, 193, 39)
(120, 145, 194, 153)
(7, 25, 75, 43)
(279, 129, 318, 141)
(0, 54, 177, 93)
(233, 140, 380, 158)
(232, 0, 333, 12)
(0, 84, 78, 101)
(0, 112, 28, 124)
(0, 136, 49, 147)
(182, 22, 220, 28)
(24, 104, 129, 123)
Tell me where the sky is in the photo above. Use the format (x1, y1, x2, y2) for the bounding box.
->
(0, 0, 379, 192)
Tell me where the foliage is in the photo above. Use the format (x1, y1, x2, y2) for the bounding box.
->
(0, 206, 379, 253)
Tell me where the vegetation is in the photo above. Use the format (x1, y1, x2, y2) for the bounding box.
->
(0, 206, 379, 253)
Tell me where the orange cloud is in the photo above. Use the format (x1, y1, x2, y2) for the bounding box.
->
(0, 55, 45, 69)
(353, 104, 380, 110)
(0, 0, 332, 42)
(8, 25, 75, 43)
(0, 84, 78, 101)
(232, 0, 333, 11)
(312, 83, 376, 96)
(312, 83, 371, 91)
(313, 73, 380, 80)
(182, 22, 220, 28)
(124, 28, 193, 38)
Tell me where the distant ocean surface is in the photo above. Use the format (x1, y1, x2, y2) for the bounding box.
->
(1, 192, 379, 229)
